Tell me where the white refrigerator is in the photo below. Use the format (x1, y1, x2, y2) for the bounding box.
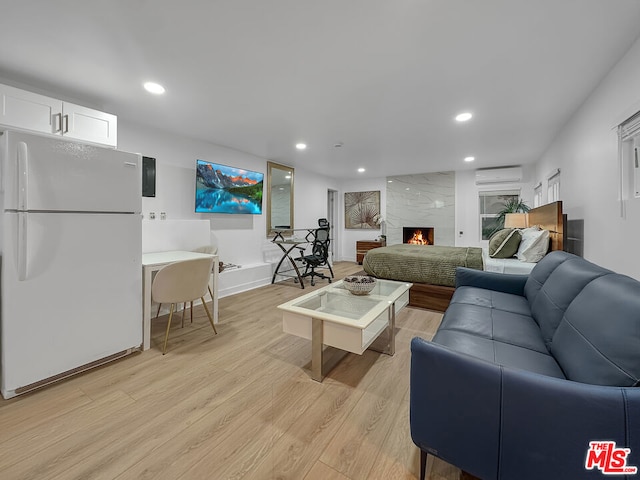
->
(0, 130, 142, 399)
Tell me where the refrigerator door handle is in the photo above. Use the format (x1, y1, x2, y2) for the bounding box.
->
(17, 212, 28, 281)
(17, 141, 28, 211)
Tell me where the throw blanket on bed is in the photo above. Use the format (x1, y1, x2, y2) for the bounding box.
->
(362, 244, 484, 287)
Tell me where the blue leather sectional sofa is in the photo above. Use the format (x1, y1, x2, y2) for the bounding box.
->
(410, 251, 640, 480)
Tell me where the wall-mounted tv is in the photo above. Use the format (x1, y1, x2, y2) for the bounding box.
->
(195, 159, 264, 214)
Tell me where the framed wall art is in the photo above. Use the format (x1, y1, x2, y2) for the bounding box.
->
(344, 190, 380, 229)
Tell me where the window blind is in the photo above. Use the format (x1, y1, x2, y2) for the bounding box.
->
(619, 111, 640, 141)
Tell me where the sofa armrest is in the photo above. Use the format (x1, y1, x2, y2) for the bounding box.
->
(455, 267, 528, 296)
(410, 337, 503, 479)
(410, 337, 640, 480)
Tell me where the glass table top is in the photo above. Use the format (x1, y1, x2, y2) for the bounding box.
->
(332, 279, 408, 298)
(293, 291, 381, 320)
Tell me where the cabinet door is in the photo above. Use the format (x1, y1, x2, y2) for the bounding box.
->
(0, 84, 62, 135)
(62, 102, 117, 147)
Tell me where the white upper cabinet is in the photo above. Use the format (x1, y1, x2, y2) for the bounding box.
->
(0, 84, 62, 134)
(62, 102, 117, 147)
(0, 84, 117, 147)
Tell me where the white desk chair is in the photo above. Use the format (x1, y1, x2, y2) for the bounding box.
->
(192, 245, 218, 302)
(155, 244, 218, 321)
(151, 257, 217, 354)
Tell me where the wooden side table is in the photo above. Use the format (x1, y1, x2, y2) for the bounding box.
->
(356, 239, 386, 264)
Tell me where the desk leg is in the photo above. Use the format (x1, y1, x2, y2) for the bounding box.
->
(271, 248, 289, 284)
(142, 266, 153, 351)
(271, 244, 305, 289)
(289, 254, 305, 289)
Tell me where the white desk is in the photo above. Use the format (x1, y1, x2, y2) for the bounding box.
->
(142, 251, 219, 351)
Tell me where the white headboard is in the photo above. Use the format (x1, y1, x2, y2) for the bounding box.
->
(142, 219, 212, 253)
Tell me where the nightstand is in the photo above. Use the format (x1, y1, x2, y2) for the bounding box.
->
(356, 239, 386, 264)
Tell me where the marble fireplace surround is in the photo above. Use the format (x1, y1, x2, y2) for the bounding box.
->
(386, 172, 455, 246)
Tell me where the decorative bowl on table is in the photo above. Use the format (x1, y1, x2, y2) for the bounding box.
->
(343, 275, 377, 295)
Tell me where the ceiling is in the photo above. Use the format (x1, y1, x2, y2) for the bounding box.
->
(1, 0, 640, 179)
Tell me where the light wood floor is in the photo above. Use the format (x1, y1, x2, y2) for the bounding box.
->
(0, 262, 463, 480)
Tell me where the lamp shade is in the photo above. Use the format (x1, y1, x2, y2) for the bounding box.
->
(504, 213, 528, 228)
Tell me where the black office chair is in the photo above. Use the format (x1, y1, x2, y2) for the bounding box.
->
(300, 226, 334, 286)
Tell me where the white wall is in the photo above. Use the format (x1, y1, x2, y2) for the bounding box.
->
(534, 35, 640, 279)
(118, 120, 340, 292)
(118, 120, 269, 266)
(118, 122, 337, 286)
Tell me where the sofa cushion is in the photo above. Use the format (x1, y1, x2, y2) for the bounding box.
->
(551, 274, 640, 387)
(432, 330, 566, 379)
(528, 257, 611, 346)
(523, 251, 574, 306)
(439, 303, 548, 353)
(451, 286, 530, 316)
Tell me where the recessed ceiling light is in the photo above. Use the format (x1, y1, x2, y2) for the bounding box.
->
(357, 167, 365, 173)
(455, 112, 473, 122)
(464, 156, 475, 162)
(296, 143, 307, 150)
(387, 180, 393, 183)
(285, 175, 291, 179)
(143, 82, 165, 95)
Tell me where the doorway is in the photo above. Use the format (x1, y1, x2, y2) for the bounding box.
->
(327, 189, 338, 262)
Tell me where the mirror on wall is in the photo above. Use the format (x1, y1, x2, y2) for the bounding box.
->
(266, 161, 294, 236)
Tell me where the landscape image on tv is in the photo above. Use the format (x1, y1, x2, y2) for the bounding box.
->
(195, 159, 264, 214)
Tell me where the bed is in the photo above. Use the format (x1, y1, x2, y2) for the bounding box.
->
(362, 201, 566, 311)
(482, 248, 538, 274)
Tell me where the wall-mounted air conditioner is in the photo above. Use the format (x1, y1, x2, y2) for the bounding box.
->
(475, 166, 523, 185)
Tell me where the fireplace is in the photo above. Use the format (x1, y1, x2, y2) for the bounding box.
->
(403, 227, 434, 245)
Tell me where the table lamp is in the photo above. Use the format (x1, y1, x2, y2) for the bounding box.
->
(504, 213, 528, 229)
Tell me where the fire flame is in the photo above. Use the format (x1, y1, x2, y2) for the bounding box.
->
(407, 230, 429, 245)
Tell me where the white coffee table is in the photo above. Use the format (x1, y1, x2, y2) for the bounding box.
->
(278, 278, 412, 381)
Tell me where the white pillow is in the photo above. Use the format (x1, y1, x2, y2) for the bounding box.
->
(517, 228, 550, 263)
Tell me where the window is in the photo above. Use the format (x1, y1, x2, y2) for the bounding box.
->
(617, 110, 640, 218)
(479, 190, 520, 240)
(533, 182, 542, 208)
(547, 169, 560, 203)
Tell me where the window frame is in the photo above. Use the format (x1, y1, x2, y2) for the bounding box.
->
(533, 182, 542, 208)
(547, 169, 561, 204)
(478, 189, 521, 241)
